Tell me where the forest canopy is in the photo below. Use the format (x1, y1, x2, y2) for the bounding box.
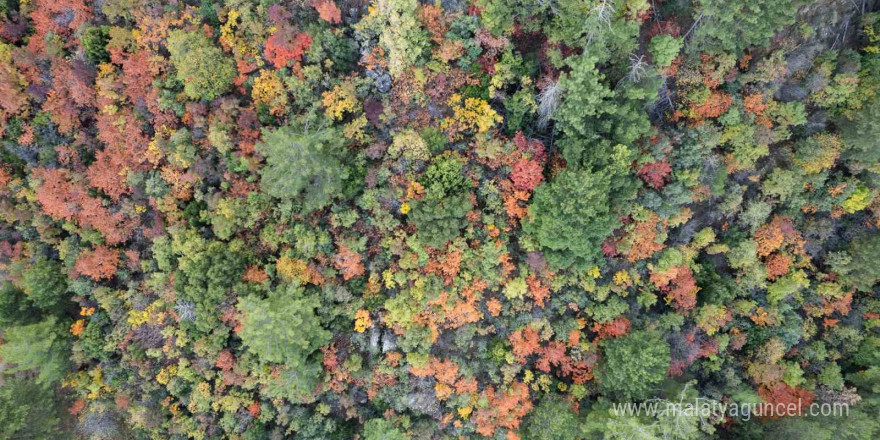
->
(0, 0, 879, 439)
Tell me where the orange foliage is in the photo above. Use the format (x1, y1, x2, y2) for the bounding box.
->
(74, 246, 119, 281)
(243, 265, 269, 283)
(487, 297, 502, 317)
(692, 91, 732, 121)
(755, 222, 785, 257)
(312, 0, 342, 24)
(624, 214, 666, 262)
(509, 327, 540, 362)
(765, 253, 791, 280)
(333, 245, 365, 280)
(592, 316, 631, 339)
(473, 382, 533, 437)
(526, 274, 550, 308)
(744, 93, 767, 116)
(664, 265, 699, 312)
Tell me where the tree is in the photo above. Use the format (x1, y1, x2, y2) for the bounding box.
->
(73, 246, 119, 281)
(691, 0, 799, 54)
(522, 397, 580, 440)
(237, 285, 330, 366)
(363, 418, 409, 440)
(0, 377, 71, 440)
(839, 96, 880, 169)
(22, 258, 68, 312)
(649, 34, 683, 68)
(597, 330, 671, 400)
(0, 317, 69, 386)
(256, 123, 352, 213)
(166, 30, 235, 101)
(524, 168, 621, 270)
(840, 234, 880, 292)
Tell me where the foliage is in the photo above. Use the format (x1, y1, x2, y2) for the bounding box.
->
(167, 30, 236, 101)
(597, 331, 671, 400)
(524, 168, 621, 270)
(256, 123, 352, 212)
(237, 285, 330, 366)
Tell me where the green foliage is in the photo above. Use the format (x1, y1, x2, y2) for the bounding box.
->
(363, 418, 409, 440)
(524, 168, 620, 270)
(691, 0, 800, 54)
(839, 96, 880, 168)
(22, 258, 68, 312)
(82, 26, 111, 64)
(0, 377, 71, 440)
(237, 285, 330, 366)
(840, 234, 880, 292)
(166, 30, 235, 101)
(256, 123, 353, 213)
(522, 397, 580, 440)
(598, 331, 671, 400)
(409, 192, 472, 249)
(0, 317, 69, 386)
(649, 34, 683, 68)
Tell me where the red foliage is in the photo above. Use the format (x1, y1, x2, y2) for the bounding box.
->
(265, 29, 312, 69)
(74, 246, 119, 281)
(512, 132, 546, 160)
(758, 383, 815, 418)
(592, 316, 631, 339)
(637, 160, 673, 189)
(216, 350, 236, 371)
(510, 158, 544, 191)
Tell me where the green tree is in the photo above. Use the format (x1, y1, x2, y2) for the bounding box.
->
(166, 30, 235, 101)
(597, 330, 671, 400)
(237, 285, 331, 366)
(524, 167, 621, 270)
(649, 34, 683, 68)
(0, 377, 71, 440)
(0, 317, 69, 386)
(363, 418, 409, 440)
(522, 397, 580, 440)
(840, 234, 880, 292)
(22, 258, 68, 312)
(691, 0, 800, 54)
(256, 124, 351, 213)
(839, 97, 880, 168)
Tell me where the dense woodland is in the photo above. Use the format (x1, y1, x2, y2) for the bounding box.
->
(0, 0, 879, 438)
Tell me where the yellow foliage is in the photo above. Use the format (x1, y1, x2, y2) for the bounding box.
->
(322, 81, 359, 120)
(443, 95, 502, 135)
(354, 309, 373, 333)
(252, 69, 288, 116)
(276, 256, 309, 283)
(613, 270, 632, 287)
